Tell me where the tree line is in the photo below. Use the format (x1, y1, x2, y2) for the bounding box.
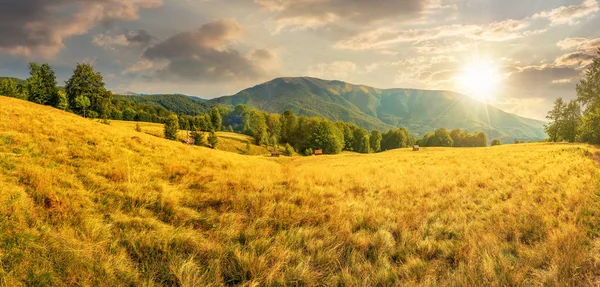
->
(545, 49, 600, 144)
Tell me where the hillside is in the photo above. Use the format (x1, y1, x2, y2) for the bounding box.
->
(1, 96, 599, 285)
(114, 94, 216, 116)
(0, 77, 25, 85)
(110, 120, 273, 156)
(212, 77, 547, 141)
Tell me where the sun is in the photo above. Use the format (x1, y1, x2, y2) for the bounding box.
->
(456, 60, 501, 101)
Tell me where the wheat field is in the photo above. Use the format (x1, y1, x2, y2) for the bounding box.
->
(1, 96, 599, 286)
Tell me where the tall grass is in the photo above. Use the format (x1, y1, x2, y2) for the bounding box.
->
(0, 96, 599, 286)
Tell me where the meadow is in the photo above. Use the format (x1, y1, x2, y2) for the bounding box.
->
(1, 96, 599, 286)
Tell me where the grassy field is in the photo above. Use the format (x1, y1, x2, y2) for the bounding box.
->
(110, 120, 273, 156)
(1, 96, 599, 286)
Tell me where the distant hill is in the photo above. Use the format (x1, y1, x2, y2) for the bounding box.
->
(0, 77, 25, 85)
(114, 94, 216, 116)
(211, 77, 547, 142)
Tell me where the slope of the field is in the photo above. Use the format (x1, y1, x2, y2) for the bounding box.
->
(1, 96, 599, 286)
(110, 120, 272, 156)
(212, 77, 547, 141)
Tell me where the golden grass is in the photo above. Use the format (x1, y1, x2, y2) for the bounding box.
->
(1, 96, 599, 286)
(110, 120, 272, 156)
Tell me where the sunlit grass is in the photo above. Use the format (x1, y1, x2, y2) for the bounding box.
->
(110, 120, 272, 156)
(1, 96, 599, 286)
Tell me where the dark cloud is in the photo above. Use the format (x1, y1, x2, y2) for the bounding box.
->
(0, 0, 162, 58)
(140, 19, 269, 83)
(505, 65, 580, 94)
(126, 30, 154, 46)
(93, 29, 155, 51)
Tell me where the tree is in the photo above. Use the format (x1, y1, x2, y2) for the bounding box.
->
(381, 128, 410, 151)
(352, 127, 370, 153)
(0, 78, 21, 98)
(208, 130, 219, 148)
(26, 63, 59, 106)
(308, 120, 343, 154)
(190, 129, 204, 146)
(576, 49, 600, 143)
(164, 114, 179, 140)
(65, 63, 112, 118)
(559, 100, 581, 142)
(281, 110, 298, 144)
(370, 130, 382, 152)
(545, 97, 566, 142)
(56, 91, 69, 110)
(74, 95, 91, 118)
(491, 139, 502, 146)
(211, 108, 222, 131)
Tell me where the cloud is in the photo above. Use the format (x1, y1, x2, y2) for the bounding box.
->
(533, 0, 599, 25)
(255, 0, 431, 31)
(335, 19, 534, 50)
(93, 29, 155, 51)
(307, 61, 357, 79)
(554, 37, 600, 68)
(138, 19, 272, 83)
(504, 65, 580, 94)
(0, 0, 163, 58)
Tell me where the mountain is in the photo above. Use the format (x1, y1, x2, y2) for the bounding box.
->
(211, 77, 547, 142)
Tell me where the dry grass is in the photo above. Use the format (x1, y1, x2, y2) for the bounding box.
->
(1, 96, 599, 286)
(111, 120, 272, 156)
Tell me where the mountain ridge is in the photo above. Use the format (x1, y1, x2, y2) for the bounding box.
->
(211, 77, 547, 142)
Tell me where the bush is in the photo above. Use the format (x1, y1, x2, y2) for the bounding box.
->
(491, 139, 502, 146)
(191, 129, 204, 146)
(284, 144, 294, 156)
(304, 148, 314, 156)
(135, 123, 142, 132)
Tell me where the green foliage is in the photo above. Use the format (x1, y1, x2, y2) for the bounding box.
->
(74, 95, 91, 118)
(544, 98, 582, 143)
(308, 119, 344, 155)
(164, 115, 179, 140)
(491, 139, 502, 146)
(56, 91, 68, 110)
(284, 144, 294, 156)
(446, 128, 487, 147)
(190, 129, 204, 146)
(352, 127, 370, 153)
(208, 131, 219, 148)
(65, 63, 112, 118)
(113, 94, 215, 116)
(0, 78, 23, 99)
(304, 148, 314, 156)
(369, 130, 382, 153)
(26, 63, 59, 106)
(381, 128, 410, 151)
(211, 108, 222, 131)
(575, 50, 600, 143)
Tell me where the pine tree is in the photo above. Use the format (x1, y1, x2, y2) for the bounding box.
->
(164, 114, 179, 140)
(208, 130, 219, 148)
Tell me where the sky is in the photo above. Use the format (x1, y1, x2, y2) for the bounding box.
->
(1, 0, 599, 120)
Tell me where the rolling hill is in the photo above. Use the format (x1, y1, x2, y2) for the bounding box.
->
(114, 94, 216, 116)
(212, 77, 547, 141)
